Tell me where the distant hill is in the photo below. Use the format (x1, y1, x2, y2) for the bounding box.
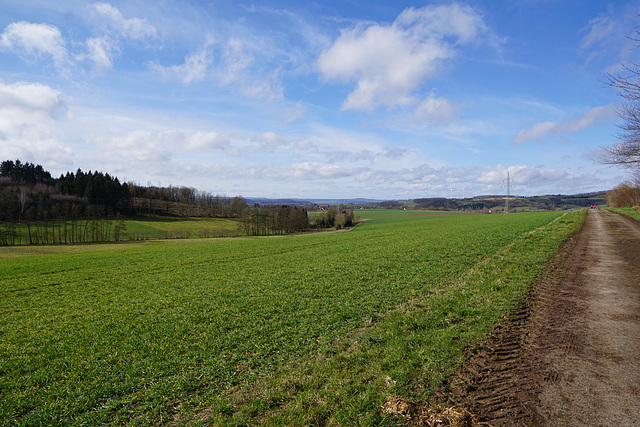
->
(244, 192, 608, 211)
(245, 197, 383, 206)
(406, 191, 607, 212)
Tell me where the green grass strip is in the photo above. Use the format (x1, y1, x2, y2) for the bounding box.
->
(607, 207, 640, 222)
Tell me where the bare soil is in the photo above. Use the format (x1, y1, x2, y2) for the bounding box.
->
(432, 208, 640, 426)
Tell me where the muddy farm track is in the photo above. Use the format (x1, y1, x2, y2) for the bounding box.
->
(433, 208, 640, 426)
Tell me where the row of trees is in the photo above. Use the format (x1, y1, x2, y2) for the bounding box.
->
(241, 205, 310, 236)
(0, 215, 126, 246)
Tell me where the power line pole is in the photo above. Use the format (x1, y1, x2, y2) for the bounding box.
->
(503, 172, 512, 213)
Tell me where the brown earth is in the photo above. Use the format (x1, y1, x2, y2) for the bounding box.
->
(424, 208, 640, 426)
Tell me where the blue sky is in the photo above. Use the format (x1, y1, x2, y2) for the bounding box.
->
(1, 0, 638, 199)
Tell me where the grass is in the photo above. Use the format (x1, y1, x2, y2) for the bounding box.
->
(0, 209, 585, 425)
(607, 207, 640, 222)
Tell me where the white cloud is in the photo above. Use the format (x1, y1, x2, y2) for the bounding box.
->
(150, 38, 214, 84)
(477, 165, 569, 186)
(77, 3, 157, 72)
(580, 14, 616, 51)
(414, 95, 456, 125)
(90, 2, 157, 41)
(261, 161, 356, 180)
(83, 36, 118, 72)
(239, 69, 283, 100)
(96, 130, 171, 162)
(510, 104, 617, 145)
(356, 163, 446, 183)
(95, 126, 238, 163)
(510, 121, 557, 145)
(562, 105, 618, 133)
(185, 131, 230, 151)
(317, 3, 485, 112)
(0, 81, 68, 118)
(0, 21, 68, 71)
(219, 39, 284, 100)
(258, 131, 290, 150)
(0, 81, 72, 167)
(281, 102, 307, 125)
(221, 38, 254, 85)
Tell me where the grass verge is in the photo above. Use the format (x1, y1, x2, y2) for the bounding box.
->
(607, 207, 640, 222)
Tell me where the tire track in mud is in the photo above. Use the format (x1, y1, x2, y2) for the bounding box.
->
(433, 209, 640, 426)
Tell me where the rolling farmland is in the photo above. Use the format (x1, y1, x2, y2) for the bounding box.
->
(0, 210, 585, 425)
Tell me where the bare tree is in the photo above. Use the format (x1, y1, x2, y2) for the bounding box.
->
(602, 19, 640, 172)
(18, 187, 28, 222)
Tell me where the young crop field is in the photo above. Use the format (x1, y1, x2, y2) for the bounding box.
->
(126, 217, 241, 239)
(0, 209, 585, 426)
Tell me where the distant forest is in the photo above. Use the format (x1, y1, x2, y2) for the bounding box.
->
(0, 159, 263, 222)
(0, 160, 358, 245)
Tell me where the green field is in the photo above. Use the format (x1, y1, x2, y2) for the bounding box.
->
(0, 210, 585, 425)
(0, 217, 242, 245)
(126, 217, 241, 239)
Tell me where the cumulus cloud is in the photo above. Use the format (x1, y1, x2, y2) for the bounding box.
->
(0, 81, 72, 166)
(0, 81, 68, 118)
(510, 104, 617, 145)
(0, 22, 68, 71)
(317, 3, 485, 112)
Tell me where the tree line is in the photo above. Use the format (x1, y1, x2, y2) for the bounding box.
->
(606, 180, 640, 207)
(241, 205, 309, 236)
(1, 160, 355, 245)
(0, 160, 249, 223)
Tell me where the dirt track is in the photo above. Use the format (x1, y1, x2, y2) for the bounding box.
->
(437, 208, 640, 426)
